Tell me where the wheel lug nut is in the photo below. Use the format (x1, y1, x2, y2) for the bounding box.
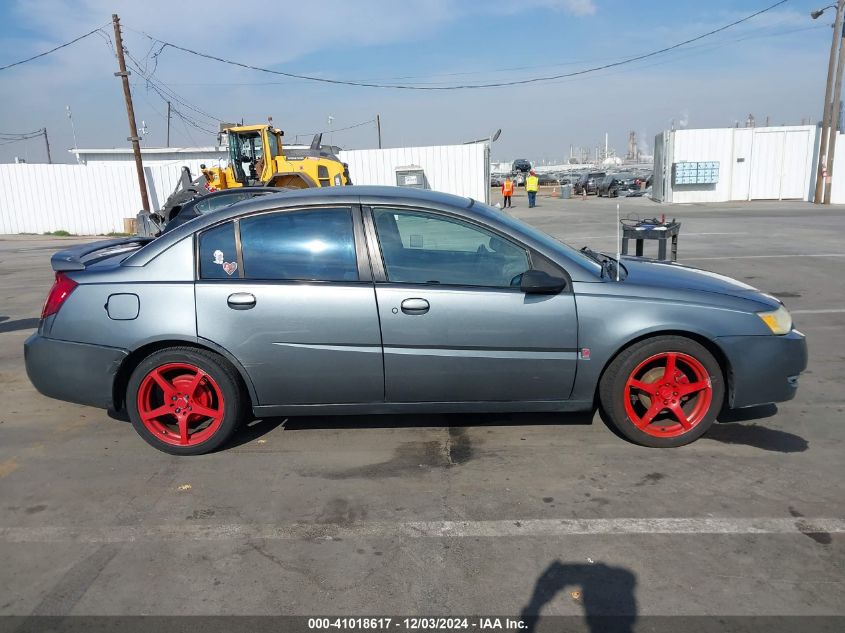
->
(673, 392, 678, 396)
(171, 396, 176, 401)
(175, 408, 181, 413)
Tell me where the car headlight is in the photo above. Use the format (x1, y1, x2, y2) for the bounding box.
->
(757, 305, 792, 335)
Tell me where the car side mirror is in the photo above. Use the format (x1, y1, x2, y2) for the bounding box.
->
(519, 269, 567, 294)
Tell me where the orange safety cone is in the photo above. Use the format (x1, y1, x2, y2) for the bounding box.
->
(552, 186, 560, 198)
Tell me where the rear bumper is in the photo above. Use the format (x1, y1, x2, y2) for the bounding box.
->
(24, 334, 128, 409)
(716, 330, 808, 408)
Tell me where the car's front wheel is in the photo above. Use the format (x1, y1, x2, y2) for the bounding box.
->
(599, 336, 724, 447)
(127, 347, 246, 455)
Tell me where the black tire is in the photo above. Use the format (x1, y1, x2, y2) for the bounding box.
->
(598, 336, 724, 448)
(126, 347, 247, 455)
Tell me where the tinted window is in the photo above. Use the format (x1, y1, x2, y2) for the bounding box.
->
(199, 222, 239, 279)
(240, 208, 358, 281)
(194, 192, 253, 214)
(373, 209, 529, 287)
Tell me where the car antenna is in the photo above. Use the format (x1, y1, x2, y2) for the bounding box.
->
(616, 202, 621, 282)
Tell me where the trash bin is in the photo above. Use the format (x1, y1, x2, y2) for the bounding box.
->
(561, 184, 572, 199)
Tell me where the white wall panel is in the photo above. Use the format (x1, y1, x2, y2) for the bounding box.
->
(663, 126, 817, 203)
(1, 144, 487, 235)
(781, 130, 812, 199)
(729, 128, 753, 200)
(339, 143, 486, 201)
(749, 131, 783, 200)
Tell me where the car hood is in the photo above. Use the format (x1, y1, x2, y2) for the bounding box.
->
(621, 257, 780, 308)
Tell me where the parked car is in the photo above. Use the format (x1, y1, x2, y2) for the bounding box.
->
(537, 173, 559, 186)
(597, 174, 637, 198)
(512, 159, 532, 174)
(25, 186, 806, 454)
(574, 171, 606, 195)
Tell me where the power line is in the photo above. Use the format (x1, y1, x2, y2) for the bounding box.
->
(0, 136, 38, 147)
(124, 49, 223, 123)
(131, 0, 790, 90)
(291, 118, 376, 138)
(152, 20, 821, 89)
(0, 24, 109, 72)
(0, 129, 43, 138)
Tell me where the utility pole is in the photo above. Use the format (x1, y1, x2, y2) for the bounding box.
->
(376, 114, 382, 149)
(826, 12, 845, 204)
(166, 101, 171, 148)
(112, 13, 150, 212)
(42, 128, 52, 164)
(814, 0, 845, 203)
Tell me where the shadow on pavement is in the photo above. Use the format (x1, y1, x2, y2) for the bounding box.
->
(520, 560, 637, 633)
(718, 403, 779, 423)
(223, 410, 595, 450)
(706, 421, 808, 454)
(280, 409, 596, 431)
(0, 317, 39, 333)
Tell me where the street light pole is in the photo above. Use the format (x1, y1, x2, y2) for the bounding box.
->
(813, 1, 845, 203)
(825, 10, 845, 203)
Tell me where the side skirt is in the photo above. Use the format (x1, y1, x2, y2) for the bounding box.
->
(253, 400, 594, 417)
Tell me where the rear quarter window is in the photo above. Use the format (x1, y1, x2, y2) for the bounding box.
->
(198, 222, 239, 279)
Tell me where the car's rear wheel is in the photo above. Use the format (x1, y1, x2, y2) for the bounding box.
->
(599, 336, 724, 447)
(127, 347, 246, 455)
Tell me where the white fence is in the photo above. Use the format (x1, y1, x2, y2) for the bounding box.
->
(0, 143, 487, 235)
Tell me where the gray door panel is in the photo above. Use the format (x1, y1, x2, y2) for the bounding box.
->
(375, 285, 578, 402)
(196, 283, 383, 405)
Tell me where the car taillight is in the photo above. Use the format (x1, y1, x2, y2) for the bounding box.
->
(41, 272, 78, 319)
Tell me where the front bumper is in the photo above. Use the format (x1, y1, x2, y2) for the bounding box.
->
(716, 329, 808, 408)
(24, 334, 128, 409)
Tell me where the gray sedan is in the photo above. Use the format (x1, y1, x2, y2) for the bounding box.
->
(24, 187, 807, 454)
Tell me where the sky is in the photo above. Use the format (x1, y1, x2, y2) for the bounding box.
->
(0, 0, 835, 164)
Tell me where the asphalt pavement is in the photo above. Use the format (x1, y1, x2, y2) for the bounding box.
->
(0, 195, 843, 630)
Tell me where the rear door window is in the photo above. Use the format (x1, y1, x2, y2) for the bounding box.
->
(239, 208, 358, 281)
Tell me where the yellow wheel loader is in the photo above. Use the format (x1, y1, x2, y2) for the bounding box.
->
(201, 124, 351, 190)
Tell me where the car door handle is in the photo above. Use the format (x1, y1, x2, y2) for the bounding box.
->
(401, 298, 429, 315)
(227, 292, 256, 310)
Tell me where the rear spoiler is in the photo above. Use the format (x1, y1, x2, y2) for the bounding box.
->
(51, 237, 154, 272)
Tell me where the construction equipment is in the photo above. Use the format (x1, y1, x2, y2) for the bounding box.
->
(201, 124, 351, 190)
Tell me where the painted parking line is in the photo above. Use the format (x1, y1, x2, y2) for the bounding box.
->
(682, 253, 845, 261)
(1, 517, 842, 543)
(568, 232, 750, 240)
(792, 308, 845, 314)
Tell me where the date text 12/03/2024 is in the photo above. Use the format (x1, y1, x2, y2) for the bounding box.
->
(307, 618, 528, 630)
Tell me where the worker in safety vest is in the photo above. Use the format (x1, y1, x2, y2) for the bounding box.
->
(501, 176, 514, 208)
(526, 169, 539, 208)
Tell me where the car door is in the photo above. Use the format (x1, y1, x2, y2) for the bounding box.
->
(195, 206, 384, 406)
(365, 206, 578, 403)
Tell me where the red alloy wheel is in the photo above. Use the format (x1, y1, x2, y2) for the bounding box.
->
(622, 351, 713, 438)
(136, 362, 225, 447)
